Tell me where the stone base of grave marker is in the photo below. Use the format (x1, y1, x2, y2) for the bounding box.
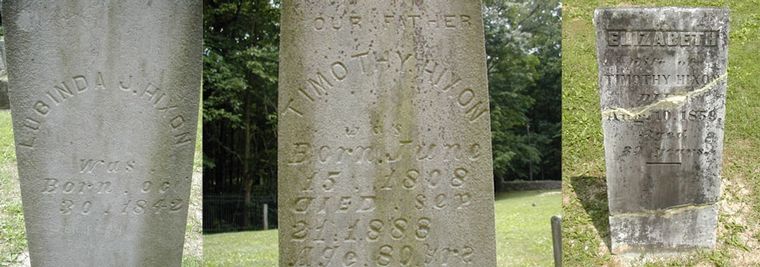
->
(595, 7, 729, 254)
(609, 205, 718, 253)
(0, 78, 8, 109)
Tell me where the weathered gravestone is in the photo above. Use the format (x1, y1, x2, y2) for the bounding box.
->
(0, 37, 9, 110)
(278, 1, 496, 266)
(5, 1, 201, 266)
(595, 8, 729, 254)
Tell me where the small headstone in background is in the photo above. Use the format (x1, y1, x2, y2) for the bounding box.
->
(595, 7, 729, 254)
(0, 37, 9, 109)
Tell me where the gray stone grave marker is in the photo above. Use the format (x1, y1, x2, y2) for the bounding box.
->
(5, 1, 201, 266)
(0, 37, 9, 110)
(278, 1, 497, 266)
(595, 7, 729, 254)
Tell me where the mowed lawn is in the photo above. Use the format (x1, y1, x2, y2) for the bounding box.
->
(204, 190, 562, 266)
(0, 111, 24, 266)
(562, 0, 760, 266)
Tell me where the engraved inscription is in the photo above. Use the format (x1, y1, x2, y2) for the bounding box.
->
(596, 7, 728, 254)
(606, 30, 720, 47)
(281, 50, 489, 124)
(309, 13, 474, 32)
(16, 72, 194, 149)
(601, 25, 726, 163)
(280, 2, 493, 265)
(286, 141, 482, 166)
(39, 157, 186, 217)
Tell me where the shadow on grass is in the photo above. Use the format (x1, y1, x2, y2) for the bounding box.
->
(569, 176, 611, 251)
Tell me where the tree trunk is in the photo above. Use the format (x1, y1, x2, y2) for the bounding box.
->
(242, 89, 253, 228)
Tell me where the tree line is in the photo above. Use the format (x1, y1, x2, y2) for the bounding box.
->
(202, 0, 560, 232)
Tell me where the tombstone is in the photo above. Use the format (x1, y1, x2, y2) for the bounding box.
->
(0, 37, 9, 110)
(595, 8, 729, 254)
(5, 1, 201, 266)
(278, 1, 496, 266)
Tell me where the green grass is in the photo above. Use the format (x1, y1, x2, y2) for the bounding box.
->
(204, 229, 279, 267)
(203, 190, 561, 266)
(496, 190, 562, 266)
(0, 110, 25, 266)
(562, 0, 760, 265)
(0, 109, 204, 266)
(183, 97, 205, 266)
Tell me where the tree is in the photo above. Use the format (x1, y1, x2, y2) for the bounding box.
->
(483, 0, 562, 185)
(203, 0, 280, 230)
(201, 0, 564, 232)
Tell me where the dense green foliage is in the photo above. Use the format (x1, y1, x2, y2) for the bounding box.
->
(484, 0, 562, 183)
(203, 0, 281, 230)
(203, 0, 280, 174)
(202, 0, 562, 231)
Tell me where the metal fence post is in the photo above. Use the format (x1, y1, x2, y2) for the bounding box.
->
(263, 203, 269, 230)
(551, 215, 562, 267)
